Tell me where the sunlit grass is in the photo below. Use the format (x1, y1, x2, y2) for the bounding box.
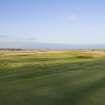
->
(0, 50, 105, 105)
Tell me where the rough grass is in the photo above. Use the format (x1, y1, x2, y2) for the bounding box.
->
(0, 50, 105, 105)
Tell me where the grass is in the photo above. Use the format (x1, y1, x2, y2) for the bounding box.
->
(0, 50, 105, 105)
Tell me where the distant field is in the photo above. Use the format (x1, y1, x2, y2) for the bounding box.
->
(0, 50, 105, 105)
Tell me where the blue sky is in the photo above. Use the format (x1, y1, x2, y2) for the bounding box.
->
(0, 0, 105, 48)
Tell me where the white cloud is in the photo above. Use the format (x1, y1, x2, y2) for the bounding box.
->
(66, 15, 79, 21)
(0, 35, 8, 38)
(0, 36, 36, 43)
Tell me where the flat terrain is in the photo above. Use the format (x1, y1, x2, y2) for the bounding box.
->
(0, 50, 105, 105)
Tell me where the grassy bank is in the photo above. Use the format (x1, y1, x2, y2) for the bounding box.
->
(0, 50, 105, 105)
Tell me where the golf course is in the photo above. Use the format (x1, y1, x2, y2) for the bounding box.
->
(0, 50, 105, 105)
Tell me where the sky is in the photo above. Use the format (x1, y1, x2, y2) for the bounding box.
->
(0, 0, 105, 48)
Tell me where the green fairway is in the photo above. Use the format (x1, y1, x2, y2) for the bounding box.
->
(0, 50, 105, 105)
